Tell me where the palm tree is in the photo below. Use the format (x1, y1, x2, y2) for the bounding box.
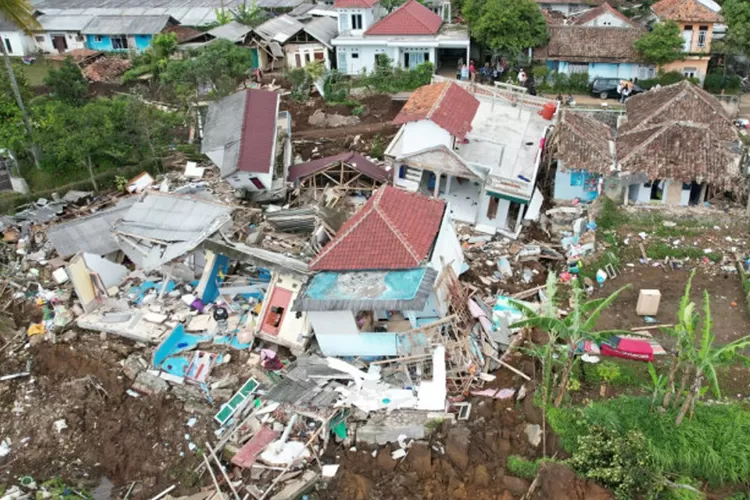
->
(512, 275, 631, 408)
(1, 0, 41, 168)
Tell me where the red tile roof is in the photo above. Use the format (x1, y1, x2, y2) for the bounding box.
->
(393, 82, 480, 140)
(309, 185, 446, 271)
(288, 152, 392, 183)
(571, 2, 640, 27)
(365, 0, 442, 35)
(652, 0, 722, 23)
(238, 89, 279, 174)
(334, 0, 379, 7)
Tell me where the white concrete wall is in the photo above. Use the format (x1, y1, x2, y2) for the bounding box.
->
(399, 120, 452, 156)
(310, 310, 402, 356)
(429, 213, 465, 277)
(628, 183, 652, 204)
(337, 7, 377, 34)
(33, 32, 86, 54)
(284, 43, 330, 70)
(1, 31, 34, 57)
(336, 44, 394, 74)
(475, 192, 511, 231)
(580, 11, 630, 27)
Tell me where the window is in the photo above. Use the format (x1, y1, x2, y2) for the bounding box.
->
(682, 67, 697, 79)
(3, 38, 12, 54)
(94, 35, 103, 43)
(697, 26, 708, 49)
(351, 52, 359, 59)
(111, 35, 128, 50)
(351, 13, 363, 30)
(250, 177, 265, 189)
(487, 195, 499, 220)
(570, 170, 584, 186)
(682, 25, 693, 52)
(569, 63, 587, 74)
(34, 35, 45, 42)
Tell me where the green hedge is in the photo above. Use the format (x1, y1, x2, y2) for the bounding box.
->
(703, 72, 742, 94)
(0, 163, 156, 214)
(638, 71, 700, 90)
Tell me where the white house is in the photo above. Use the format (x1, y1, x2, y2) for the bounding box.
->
(331, 0, 469, 75)
(32, 15, 92, 54)
(202, 89, 292, 196)
(1, 15, 34, 57)
(293, 185, 465, 357)
(386, 78, 555, 237)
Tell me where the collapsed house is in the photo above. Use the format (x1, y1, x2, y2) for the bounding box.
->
(288, 152, 393, 200)
(293, 185, 465, 357)
(385, 78, 554, 236)
(201, 89, 292, 199)
(551, 81, 743, 205)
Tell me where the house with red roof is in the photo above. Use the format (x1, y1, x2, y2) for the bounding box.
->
(292, 185, 465, 357)
(331, 0, 468, 76)
(385, 80, 555, 236)
(201, 89, 292, 198)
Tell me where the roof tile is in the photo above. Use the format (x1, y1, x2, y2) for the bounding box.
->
(288, 152, 392, 183)
(309, 185, 445, 271)
(535, 25, 644, 63)
(365, 0, 442, 36)
(334, 0, 380, 7)
(652, 0, 722, 23)
(393, 82, 480, 140)
(571, 2, 640, 28)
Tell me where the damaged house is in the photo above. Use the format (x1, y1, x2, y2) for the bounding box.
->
(385, 79, 555, 236)
(551, 81, 743, 205)
(288, 152, 393, 199)
(292, 185, 465, 357)
(202, 89, 292, 198)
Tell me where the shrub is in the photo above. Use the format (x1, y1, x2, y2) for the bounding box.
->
(703, 72, 741, 93)
(532, 64, 549, 83)
(507, 455, 542, 480)
(568, 72, 590, 93)
(569, 425, 655, 499)
(549, 396, 750, 487)
(552, 71, 569, 92)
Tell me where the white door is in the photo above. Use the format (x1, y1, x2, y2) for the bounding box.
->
(349, 50, 362, 73)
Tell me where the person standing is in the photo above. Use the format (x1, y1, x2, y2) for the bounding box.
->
(469, 60, 476, 82)
(460, 63, 469, 81)
(456, 57, 464, 80)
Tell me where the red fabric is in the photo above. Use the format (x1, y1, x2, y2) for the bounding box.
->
(393, 82, 480, 140)
(309, 186, 445, 271)
(601, 339, 654, 362)
(238, 89, 279, 174)
(365, 0, 443, 35)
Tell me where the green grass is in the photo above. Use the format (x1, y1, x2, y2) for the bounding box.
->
(12, 57, 58, 86)
(548, 396, 750, 487)
(507, 455, 545, 480)
(645, 242, 722, 263)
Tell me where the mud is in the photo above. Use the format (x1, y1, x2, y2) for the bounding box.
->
(0, 338, 212, 499)
(282, 94, 403, 133)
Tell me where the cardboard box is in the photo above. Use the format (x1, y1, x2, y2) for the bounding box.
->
(636, 289, 661, 316)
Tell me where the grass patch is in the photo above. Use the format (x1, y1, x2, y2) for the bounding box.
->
(579, 359, 653, 388)
(596, 198, 628, 230)
(548, 396, 750, 486)
(12, 57, 58, 86)
(645, 242, 721, 262)
(507, 455, 546, 480)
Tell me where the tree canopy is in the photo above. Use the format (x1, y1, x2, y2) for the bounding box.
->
(717, 0, 750, 57)
(634, 21, 684, 66)
(44, 57, 89, 107)
(462, 0, 548, 55)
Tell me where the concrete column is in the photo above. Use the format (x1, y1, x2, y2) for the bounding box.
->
(445, 175, 452, 195)
(433, 172, 441, 198)
(514, 203, 524, 231)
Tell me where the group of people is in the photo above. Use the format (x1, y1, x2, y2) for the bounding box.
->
(457, 57, 509, 84)
(618, 79, 635, 102)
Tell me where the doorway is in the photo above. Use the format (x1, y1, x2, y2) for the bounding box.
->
(688, 181, 703, 205)
(52, 34, 68, 53)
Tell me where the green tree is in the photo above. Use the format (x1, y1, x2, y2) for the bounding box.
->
(0, 61, 31, 158)
(162, 40, 254, 103)
(462, 0, 548, 56)
(1, 0, 41, 168)
(715, 0, 750, 76)
(44, 57, 89, 107)
(232, 0, 267, 26)
(512, 278, 630, 408)
(634, 21, 685, 66)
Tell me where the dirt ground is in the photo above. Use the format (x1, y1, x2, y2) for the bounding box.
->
(0, 337, 212, 499)
(593, 266, 750, 346)
(282, 94, 404, 133)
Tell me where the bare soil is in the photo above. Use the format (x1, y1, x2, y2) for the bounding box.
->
(282, 94, 404, 133)
(0, 337, 212, 499)
(592, 266, 750, 346)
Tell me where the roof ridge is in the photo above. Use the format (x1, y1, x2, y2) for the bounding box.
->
(426, 82, 451, 120)
(308, 188, 384, 268)
(403, 0, 437, 33)
(372, 190, 422, 264)
(619, 120, 680, 164)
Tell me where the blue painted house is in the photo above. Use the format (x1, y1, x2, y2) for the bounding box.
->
(535, 11, 655, 82)
(81, 15, 178, 53)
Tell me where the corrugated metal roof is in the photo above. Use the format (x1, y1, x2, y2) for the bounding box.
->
(81, 15, 173, 34)
(46, 197, 136, 257)
(303, 16, 338, 47)
(207, 20, 251, 42)
(114, 192, 233, 243)
(253, 14, 303, 43)
(36, 14, 94, 31)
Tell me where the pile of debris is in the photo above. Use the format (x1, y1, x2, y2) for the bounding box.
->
(83, 56, 132, 83)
